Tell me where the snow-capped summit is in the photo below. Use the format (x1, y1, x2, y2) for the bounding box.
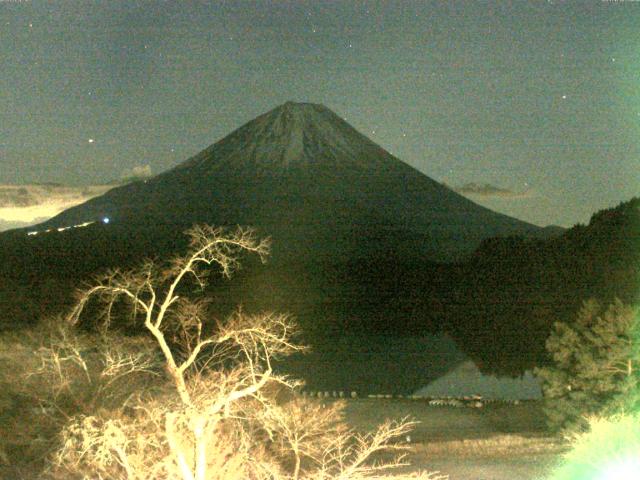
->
(177, 101, 389, 174)
(30, 102, 546, 261)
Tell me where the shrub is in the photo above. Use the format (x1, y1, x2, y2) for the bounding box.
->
(535, 298, 640, 433)
(0, 320, 164, 478)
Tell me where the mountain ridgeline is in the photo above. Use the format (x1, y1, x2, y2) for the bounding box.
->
(26, 102, 546, 262)
(0, 102, 637, 392)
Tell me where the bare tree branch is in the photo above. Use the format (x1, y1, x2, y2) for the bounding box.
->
(47, 225, 443, 480)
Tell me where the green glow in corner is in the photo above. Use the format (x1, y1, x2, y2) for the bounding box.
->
(547, 412, 640, 480)
(597, 456, 640, 480)
(547, 343, 640, 479)
(546, 298, 640, 479)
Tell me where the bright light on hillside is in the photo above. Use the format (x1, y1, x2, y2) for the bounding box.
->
(597, 457, 640, 480)
(547, 412, 640, 480)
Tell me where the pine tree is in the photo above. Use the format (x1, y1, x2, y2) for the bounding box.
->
(535, 298, 640, 433)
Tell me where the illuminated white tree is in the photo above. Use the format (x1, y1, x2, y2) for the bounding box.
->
(46, 225, 444, 480)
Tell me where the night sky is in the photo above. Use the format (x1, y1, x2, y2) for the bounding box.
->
(1, 1, 639, 227)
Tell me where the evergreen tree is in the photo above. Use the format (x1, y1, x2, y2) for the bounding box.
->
(535, 298, 640, 433)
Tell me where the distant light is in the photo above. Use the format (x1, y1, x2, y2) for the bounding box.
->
(102, 217, 110, 224)
(88, 138, 95, 143)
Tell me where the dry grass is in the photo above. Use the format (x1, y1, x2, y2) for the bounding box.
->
(339, 397, 569, 478)
(412, 434, 567, 459)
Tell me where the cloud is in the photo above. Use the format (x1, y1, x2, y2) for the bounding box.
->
(0, 184, 110, 231)
(122, 164, 152, 179)
(453, 182, 532, 199)
(0, 218, 47, 232)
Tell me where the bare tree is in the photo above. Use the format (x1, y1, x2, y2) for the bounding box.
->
(45, 225, 446, 480)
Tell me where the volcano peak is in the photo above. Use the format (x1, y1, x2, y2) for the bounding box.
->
(279, 100, 322, 111)
(178, 101, 384, 173)
(33, 102, 544, 262)
(267, 101, 340, 129)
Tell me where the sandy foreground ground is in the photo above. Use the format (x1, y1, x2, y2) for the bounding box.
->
(407, 438, 564, 480)
(343, 398, 567, 480)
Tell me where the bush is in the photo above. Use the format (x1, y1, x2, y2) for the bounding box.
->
(0, 321, 164, 478)
(535, 298, 640, 433)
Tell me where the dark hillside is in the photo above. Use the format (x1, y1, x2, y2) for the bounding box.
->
(0, 198, 636, 392)
(446, 197, 640, 375)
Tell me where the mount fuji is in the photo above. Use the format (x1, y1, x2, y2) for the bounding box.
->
(31, 101, 546, 262)
(0, 102, 567, 392)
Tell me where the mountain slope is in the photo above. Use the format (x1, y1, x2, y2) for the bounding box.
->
(33, 102, 546, 262)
